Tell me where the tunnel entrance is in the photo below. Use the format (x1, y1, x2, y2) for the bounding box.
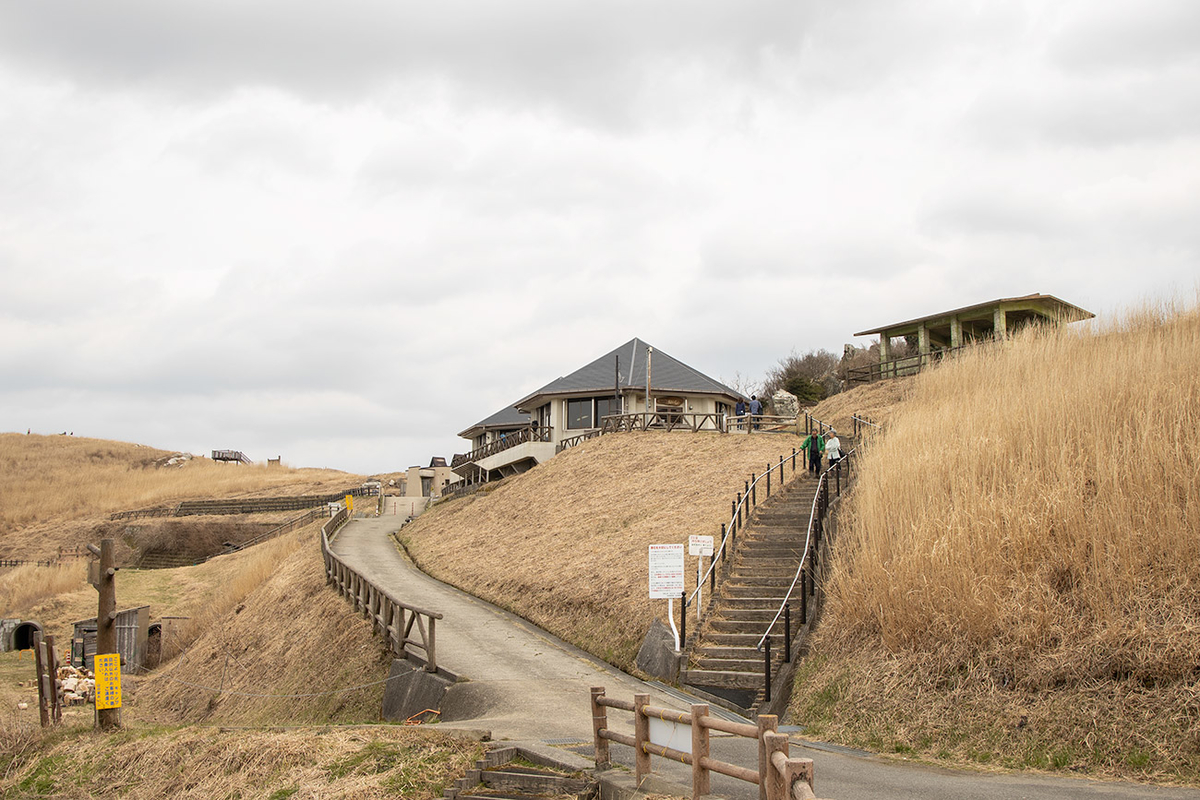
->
(11, 621, 43, 651)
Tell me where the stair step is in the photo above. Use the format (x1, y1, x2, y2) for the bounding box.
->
(694, 656, 781, 673)
(681, 669, 764, 690)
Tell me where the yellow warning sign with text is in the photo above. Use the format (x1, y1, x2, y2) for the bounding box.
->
(94, 653, 122, 710)
(345, 494, 354, 512)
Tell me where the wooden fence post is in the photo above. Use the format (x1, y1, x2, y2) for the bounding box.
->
(591, 687, 610, 768)
(634, 693, 651, 785)
(691, 704, 710, 799)
(757, 714, 777, 800)
(34, 637, 49, 728)
(763, 731, 789, 800)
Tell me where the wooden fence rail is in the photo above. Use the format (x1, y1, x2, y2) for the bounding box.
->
(590, 687, 828, 800)
(451, 425, 554, 468)
(319, 507, 443, 671)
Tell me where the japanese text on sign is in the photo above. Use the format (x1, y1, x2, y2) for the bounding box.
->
(648, 543, 685, 599)
(688, 535, 714, 557)
(94, 653, 122, 710)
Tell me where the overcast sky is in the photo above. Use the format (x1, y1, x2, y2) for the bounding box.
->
(1, 1, 1196, 474)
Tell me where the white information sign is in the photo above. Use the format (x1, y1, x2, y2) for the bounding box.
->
(649, 716, 692, 754)
(688, 535, 714, 557)
(648, 544, 685, 599)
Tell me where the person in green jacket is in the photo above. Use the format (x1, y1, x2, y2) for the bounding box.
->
(801, 431, 825, 475)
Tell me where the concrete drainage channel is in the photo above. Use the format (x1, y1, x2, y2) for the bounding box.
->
(444, 745, 596, 800)
(443, 741, 692, 800)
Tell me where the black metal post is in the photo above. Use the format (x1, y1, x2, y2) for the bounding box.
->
(720, 523, 727, 562)
(751, 476, 756, 507)
(763, 636, 772, 703)
(784, 605, 792, 663)
(710, 552, 716, 593)
(801, 568, 808, 622)
(737, 493, 743, 529)
(680, 591, 686, 647)
(766, 465, 770, 497)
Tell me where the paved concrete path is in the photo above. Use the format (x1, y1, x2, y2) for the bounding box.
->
(332, 517, 1200, 800)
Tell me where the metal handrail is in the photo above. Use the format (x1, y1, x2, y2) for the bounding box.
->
(685, 411, 835, 619)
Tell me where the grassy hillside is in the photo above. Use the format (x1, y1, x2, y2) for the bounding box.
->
(0, 433, 366, 557)
(1, 725, 483, 799)
(791, 300, 1200, 782)
(402, 430, 806, 671)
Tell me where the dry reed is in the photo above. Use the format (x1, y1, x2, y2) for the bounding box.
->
(793, 298, 1200, 779)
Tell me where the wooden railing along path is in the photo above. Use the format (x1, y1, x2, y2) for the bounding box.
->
(111, 486, 377, 521)
(320, 508, 442, 671)
(591, 687, 829, 800)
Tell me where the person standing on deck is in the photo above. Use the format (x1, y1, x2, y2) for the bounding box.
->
(749, 395, 763, 430)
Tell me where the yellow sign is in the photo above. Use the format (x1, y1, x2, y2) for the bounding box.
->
(345, 494, 354, 512)
(94, 653, 122, 710)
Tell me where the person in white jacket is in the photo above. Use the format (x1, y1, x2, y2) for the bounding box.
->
(824, 430, 842, 467)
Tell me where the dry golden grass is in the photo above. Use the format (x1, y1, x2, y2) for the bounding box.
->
(130, 525, 391, 727)
(402, 431, 807, 671)
(0, 724, 483, 799)
(0, 561, 86, 619)
(792, 298, 1200, 781)
(0, 433, 365, 557)
(806, 376, 915, 435)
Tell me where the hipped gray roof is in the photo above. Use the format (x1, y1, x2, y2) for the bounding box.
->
(515, 338, 742, 411)
(457, 404, 532, 439)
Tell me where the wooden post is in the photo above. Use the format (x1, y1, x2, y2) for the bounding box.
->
(96, 537, 120, 730)
(756, 714, 778, 800)
(45, 634, 61, 724)
(634, 693, 651, 784)
(425, 617, 437, 672)
(591, 687, 610, 768)
(691, 704, 710, 798)
(763, 731, 789, 800)
(34, 636, 49, 727)
(783, 757, 815, 799)
(766, 464, 771, 497)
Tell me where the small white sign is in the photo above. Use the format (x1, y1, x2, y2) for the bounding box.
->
(649, 716, 692, 754)
(648, 544, 685, 599)
(688, 535, 714, 557)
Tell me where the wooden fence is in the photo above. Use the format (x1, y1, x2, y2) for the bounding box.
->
(599, 411, 726, 434)
(110, 486, 377, 521)
(590, 687, 828, 800)
(319, 507, 443, 671)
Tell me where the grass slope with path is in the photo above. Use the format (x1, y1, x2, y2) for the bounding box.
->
(401, 430, 806, 673)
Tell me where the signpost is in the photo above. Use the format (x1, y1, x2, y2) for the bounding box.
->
(93, 653, 122, 711)
(86, 538, 120, 730)
(688, 535, 714, 619)
(648, 544, 685, 651)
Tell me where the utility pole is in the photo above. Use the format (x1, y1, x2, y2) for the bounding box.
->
(87, 537, 121, 730)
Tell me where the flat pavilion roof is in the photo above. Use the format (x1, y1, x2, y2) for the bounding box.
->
(854, 293, 1094, 337)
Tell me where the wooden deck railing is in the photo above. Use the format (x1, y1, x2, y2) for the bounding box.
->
(590, 687, 829, 800)
(450, 426, 553, 468)
(599, 412, 726, 434)
(845, 342, 981, 385)
(320, 507, 443, 671)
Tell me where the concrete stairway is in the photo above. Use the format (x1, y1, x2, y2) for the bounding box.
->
(445, 748, 593, 800)
(680, 476, 818, 712)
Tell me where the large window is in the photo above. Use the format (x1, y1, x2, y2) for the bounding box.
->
(595, 397, 618, 424)
(566, 396, 622, 430)
(567, 399, 593, 430)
